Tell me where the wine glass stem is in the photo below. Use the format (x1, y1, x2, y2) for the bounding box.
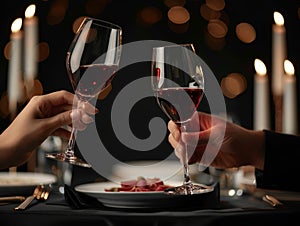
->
(65, 127, 78, 160)
(181, 125, 193, 194)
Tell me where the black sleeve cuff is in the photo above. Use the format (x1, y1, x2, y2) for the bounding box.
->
(255, 130, 300, 191)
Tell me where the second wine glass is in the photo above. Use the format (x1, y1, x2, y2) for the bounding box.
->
(151, 44, 205, 194)
(46, 17, 122, 168)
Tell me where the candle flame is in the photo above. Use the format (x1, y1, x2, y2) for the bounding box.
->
(25, 4, 36, 18)
(274, 11, 284, 26)
(11, 18, 22, 32)
(284, 60, 295, 76)
(254, 59, 267, 76)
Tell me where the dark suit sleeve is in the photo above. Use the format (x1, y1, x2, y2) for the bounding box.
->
(255, 130, 300, 191)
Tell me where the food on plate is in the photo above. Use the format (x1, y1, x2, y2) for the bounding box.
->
(105, 177, 173, 192)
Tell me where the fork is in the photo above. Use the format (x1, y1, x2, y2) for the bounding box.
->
(37, 187, 50, 202)
(14, 185, 45, 210)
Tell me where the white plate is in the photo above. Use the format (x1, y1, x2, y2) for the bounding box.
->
(0, 172, 57, 187)
(0, 172, 56, 195)
(75, 181, 217, 209)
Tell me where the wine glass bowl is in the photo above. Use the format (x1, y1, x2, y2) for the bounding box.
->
(151, 44, 205, 194)
(46, 17, 122, 168)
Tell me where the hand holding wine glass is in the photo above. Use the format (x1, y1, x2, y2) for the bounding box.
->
(46, 17, 122, 168)
(151, 44, 205, 194)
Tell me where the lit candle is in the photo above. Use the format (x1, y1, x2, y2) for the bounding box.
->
(24, 4, 38, 94)
(282, 60, 297, 134)
(272, 11, 286, 132)
(254, 59, 270, 130)
(272, 11, 286, 96)
(8, 18, 23, 119)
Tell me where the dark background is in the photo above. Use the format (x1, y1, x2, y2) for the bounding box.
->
(1, 0, 300, 162)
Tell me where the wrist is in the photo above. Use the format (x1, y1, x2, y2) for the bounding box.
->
(0, 134, 14, 169)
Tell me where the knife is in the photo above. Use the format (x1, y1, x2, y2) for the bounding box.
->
(262, 194, 283, 207)
(14, 185, 44, 210)
(0, 196, 26, 203)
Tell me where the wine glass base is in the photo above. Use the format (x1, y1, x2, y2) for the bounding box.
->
(164, 184, 214, 195)
(45, 152, 92, 168)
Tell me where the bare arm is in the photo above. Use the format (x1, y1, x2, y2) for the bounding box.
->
(0, 90, 97, 169)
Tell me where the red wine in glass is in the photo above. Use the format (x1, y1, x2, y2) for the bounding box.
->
(46, 17, 122, 168)
(156, 87, 203, 126)
(71, 64, 118, 102)
(151, 43, 206, 194)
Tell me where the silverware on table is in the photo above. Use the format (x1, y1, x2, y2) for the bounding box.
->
(14, 185, 48, 210)
(262, 194, 283, 207)
(0, 196, 25, 204)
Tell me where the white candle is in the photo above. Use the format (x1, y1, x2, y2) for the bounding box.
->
(272, 11, 286, 96)
(282, 60, 297, 134)
(24, 4, 38, 93)
(8, 18, 23, 119)
(254, 59, 270, 130)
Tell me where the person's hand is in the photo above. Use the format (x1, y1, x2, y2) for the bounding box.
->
(167, 112, 265, 170)
(0, 90, 98, 168)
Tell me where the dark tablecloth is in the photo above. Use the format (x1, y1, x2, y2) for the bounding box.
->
(1, 190, 300, 226)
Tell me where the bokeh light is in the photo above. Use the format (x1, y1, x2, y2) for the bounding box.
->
(164, 0, 186, 8)
(46, 0, 68, 25)
(207, 19, 228, 38)
(38, 42, 50, 62)
(200, 3, 221, 21)
(221, 73, 247, 99)
(4, 41, 11, 60)
(72, 17, 86, 33)
(137, 7, 162, 26)
(236, 22, 256, 43)
(167, 6, 190, 24)
(26, 79, 44, 99)
(206, 0, 226, 11)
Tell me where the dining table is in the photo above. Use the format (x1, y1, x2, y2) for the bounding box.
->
(1, 183, 300, 226)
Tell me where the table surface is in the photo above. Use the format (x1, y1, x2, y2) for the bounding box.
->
(1, 189, 300, 226)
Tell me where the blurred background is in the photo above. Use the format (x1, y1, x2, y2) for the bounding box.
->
(0, 0, 300, 163)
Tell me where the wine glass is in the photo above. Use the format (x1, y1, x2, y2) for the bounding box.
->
(46, 17, 122, 168)
(151, 44, 205, 194)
